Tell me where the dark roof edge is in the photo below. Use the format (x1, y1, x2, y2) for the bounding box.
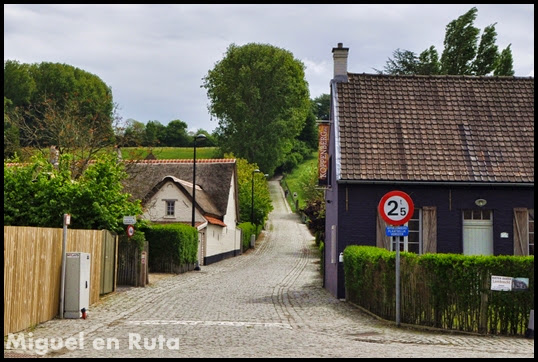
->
(348, 72, 534, 80)
(337, 180, 534, 187)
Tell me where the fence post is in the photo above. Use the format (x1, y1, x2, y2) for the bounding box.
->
(479, 273, 489, 334)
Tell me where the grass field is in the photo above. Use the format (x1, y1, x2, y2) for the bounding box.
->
(120, 147, 220, 160)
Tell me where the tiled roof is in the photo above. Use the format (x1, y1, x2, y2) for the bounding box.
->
(335, 74, 534, 183)
(204, 215, 227, 227)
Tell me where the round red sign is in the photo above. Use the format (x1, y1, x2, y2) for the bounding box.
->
(126, 224, 135, 237)
(378, 190, 414, 226)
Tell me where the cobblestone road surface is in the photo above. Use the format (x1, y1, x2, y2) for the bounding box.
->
(4, 180, 534, 358)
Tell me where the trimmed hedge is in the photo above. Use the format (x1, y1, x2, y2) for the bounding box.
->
(141, 223, 198, 273)
(344, 246, 534, 336)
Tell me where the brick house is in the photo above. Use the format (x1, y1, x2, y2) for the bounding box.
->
(322, 43, 534, 299)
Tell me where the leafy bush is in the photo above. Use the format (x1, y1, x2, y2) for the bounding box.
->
(141, 223, 198, 273)
(238, 222, 258, 251)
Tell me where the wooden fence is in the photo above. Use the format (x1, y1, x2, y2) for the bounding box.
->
(4, 226, 118, 336)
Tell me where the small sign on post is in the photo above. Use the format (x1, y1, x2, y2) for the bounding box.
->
(123, 216, 136, 225)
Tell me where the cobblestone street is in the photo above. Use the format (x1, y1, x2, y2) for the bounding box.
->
(4, 180, 534, 358)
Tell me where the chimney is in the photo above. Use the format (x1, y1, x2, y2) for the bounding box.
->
(332, 42, 349, 82)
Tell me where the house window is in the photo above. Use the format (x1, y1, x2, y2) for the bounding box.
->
(529, 210, 534, 256)
(391, 209, 421, 254)
(463, 209, 492, 220)
(165, 200, 175, 216)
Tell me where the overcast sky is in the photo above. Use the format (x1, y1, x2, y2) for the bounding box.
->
(4, 4, 534, 133)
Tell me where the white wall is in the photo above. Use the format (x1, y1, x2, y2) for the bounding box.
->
(205, 173, 240, 257)
(142, 181, 203, 224)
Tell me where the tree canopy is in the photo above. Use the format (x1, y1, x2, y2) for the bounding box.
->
(376, 7, 514, 76)
(202, 43, 311, 176)
(4, 60, 116, 160)
(4, 152, 142, 233)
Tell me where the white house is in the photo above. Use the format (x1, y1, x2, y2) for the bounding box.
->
(122, 159, 242, 265)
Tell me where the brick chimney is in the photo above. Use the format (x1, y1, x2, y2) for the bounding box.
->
(332, 42, 349, 82)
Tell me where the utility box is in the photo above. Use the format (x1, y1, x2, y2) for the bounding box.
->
(64, 252, 91, 319)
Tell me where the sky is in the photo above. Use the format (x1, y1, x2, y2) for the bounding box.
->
(4, 4, 534, 134)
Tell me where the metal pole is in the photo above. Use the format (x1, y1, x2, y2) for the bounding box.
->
(251, 169, 260, 228)
(251, 172, 255, 225)
(192, 138, 197, 227)
(59, 214, 68, 319)
(395, 235, 401, 327)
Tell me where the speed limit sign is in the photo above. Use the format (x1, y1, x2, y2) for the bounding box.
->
(126, 224, 135, 238)
(378, 190, 414, 226)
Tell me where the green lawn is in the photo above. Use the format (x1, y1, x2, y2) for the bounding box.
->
(282, 151, 318, 212)
(121, 147, 220, 160)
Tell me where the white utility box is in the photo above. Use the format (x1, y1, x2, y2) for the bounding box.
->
(64, 252, 91, 318)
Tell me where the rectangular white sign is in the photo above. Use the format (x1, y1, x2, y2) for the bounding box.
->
(491, 275, 512, 291)
(123, 216, 136, 225)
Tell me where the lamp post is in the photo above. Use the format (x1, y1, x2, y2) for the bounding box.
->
(251, 169, 260, 228)
(192, 133, 206, 270)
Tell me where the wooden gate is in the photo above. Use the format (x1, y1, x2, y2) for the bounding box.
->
(100, 230, 117, 295)
(117, 237, 148, 287)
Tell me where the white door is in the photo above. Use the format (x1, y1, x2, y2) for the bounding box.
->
(463, 210, 493, 255)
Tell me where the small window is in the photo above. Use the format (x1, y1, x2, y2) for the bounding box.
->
(463, 209, 492, 220)
(166, 200, 175, 216)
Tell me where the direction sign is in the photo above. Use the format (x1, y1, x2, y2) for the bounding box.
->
(386, 226, 409, 237)
(123, 216, 136, 225)
(378, 190, 414, 226)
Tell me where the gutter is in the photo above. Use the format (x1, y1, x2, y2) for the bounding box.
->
(337, 179, 534, 187)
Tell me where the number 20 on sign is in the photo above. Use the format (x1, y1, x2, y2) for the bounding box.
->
(378, 190, 414, 226)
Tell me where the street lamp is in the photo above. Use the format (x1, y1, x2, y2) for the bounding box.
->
(251, 169, 261, 228)
(192, 134, 206, 227)
(192, 133, 206, 271)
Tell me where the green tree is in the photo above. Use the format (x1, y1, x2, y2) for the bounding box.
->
(494, 44, 515, 76)
(377, 7, 514, 76)
(312, 93, 331, 120)
(163, 119, 190, 147)
(234, 156, 273, 226)
(4, 97, 20, 159)
(417, 46, 441, 75)
(123, 119, 146, 147)
(4, 60, 117, 159)
(144, 120, 166, 146)
(472, 24, 499, 75)
(4, 152, 142, 233)
(440, 7, 481, 75)
(202, 43, 310, 176)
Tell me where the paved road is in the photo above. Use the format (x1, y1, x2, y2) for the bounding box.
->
(4, 180, 534, 358)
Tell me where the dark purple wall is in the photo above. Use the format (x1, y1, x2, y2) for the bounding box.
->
(325, 182, 534, 299)
(325, 184, 534, 298)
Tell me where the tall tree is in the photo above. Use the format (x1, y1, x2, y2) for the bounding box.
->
(417, 46, 441, 75)
(4, 60, 116, 161)
(163, 119, 190, 147)
(472, 23, 499, 75)
(440, 7, 480, 75)
(202, 43, 310, 175)
(377, 7, 515, 77)
(312, 93, 331, 120)
(494, 44, 515, 76)
(143, 120, 166, 146)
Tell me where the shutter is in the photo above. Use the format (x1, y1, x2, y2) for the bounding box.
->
(513, 208, 528, 256)
(376, 210, 390, 250)
(422, 206, 437, 254)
